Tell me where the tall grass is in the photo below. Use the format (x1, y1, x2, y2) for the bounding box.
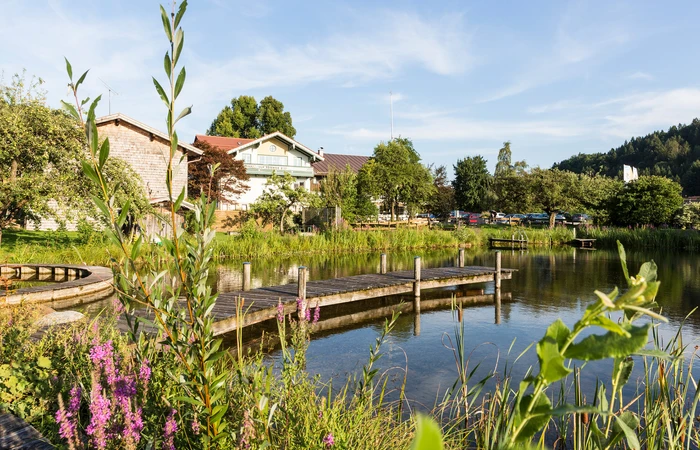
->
(582, 226, 700, 251)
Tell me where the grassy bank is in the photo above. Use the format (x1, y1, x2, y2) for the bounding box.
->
(581, 226, 700, 251)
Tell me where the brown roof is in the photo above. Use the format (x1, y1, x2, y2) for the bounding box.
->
(312, 153, 370, 176)
(193, 135, 255, 151)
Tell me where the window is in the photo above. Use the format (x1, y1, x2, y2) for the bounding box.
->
(257, 155, 287, 165)
(269, 144, 277, 153)
(239, 153, 251, 163)
(289, 156, 303, 166)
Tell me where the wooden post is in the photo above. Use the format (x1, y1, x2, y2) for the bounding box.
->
(298, 266, 308, 319)
(458, 248, 465, 268)
(494, 289, 502, 325)
(380, 253, 387, 274)
(413, 256, 421, 299)
(242, 262, 251, 291)
(511, 233, 515, 249)
(413, 311, 421, 336)
(494, 251, 502, 292)
(573, 226, 577, 239)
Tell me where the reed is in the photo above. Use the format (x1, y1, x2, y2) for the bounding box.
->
(581, 226, 700, 251)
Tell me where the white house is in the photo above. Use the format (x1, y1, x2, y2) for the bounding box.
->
(193, 132, 323, 210)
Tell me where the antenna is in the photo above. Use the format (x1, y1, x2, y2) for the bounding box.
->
(98, 78, 119, 114)
(390, 91, 394, 140)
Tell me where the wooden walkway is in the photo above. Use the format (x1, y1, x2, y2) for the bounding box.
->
(121, 263, 514, 336)
(0, 413, 54, 449)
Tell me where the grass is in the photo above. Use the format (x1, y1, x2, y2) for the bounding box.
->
(581, 226, 700, 251)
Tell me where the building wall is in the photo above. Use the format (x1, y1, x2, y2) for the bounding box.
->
(97, 121, 188, 199)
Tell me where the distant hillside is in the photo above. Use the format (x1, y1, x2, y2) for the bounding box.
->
(553, 119, 700, 195)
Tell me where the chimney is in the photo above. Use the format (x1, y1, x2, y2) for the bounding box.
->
(318, 147, 324, 157)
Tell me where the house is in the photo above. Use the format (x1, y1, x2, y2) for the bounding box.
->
(310, 151, 369, 191)
(32, 113, 202, 231)
(193, 132, 323, 210)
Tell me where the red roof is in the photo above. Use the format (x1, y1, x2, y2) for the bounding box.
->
(194, 134, 255, 151)
(312, 153, 369, 176)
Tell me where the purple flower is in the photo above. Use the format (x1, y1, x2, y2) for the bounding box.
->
(296, 297, 303, 312)
(112, 297, 125, 315)
(163, 409, 177, 450)
(305, 306, 311, 322)
(139, 359, 151, 384)
(114, 376, 137, 401)
(191, 419, 200, 435)
(313, 303, 320, 324)
(323, 433, 335, 448)
(55, 407, 77, 445)
(240, 410, 254, 449)
(123, 407, 144, 445)
(276, 301, 284, 323)
(86, 384, 112, 450)
(68, 385, 81, 415)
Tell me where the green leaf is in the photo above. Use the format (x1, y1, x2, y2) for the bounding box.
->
(160, 5, 172, 41)
(174, 0, 187, 29)
(613, 412, 640, 450)
(174, 188, 185, 212)
(410, 414, 444, 450)
(64, 57, 73, 81)
(76, 70, 89, 89)
(612, 357, 634, 389)
(152, 77, 169, 107)
(638, 261, 657, 283)
(633, 349, 674, 360)
(174, 106, 192, 124)
(37, 356, 51, 369)
(618, 241, 630, 285)
(174, 67, 186, 99)
(117, 200, 130, 228)
(82, 161, 100, 185)
(564, 323, 651, 361)
(173, 29, 185, 66)
(173, 395, 205, 407)
(536, 319, 571, 384)
(98, 137, 110, 168)
(514, 392, 552, 442)
(130, 234, 143, 260)
(589, 315, 630, 337)
(549, 404, 607, 416)
(61, 100, 80, 121)
(163, 52, 172, 79)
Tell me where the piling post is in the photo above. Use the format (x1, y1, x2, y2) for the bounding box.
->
(573, 226, 577, 239)
(413, 256, 421, 299)
(242, 262, 251, 291)
(413, 312, 421, 336)
(494, 289, 502, 325)
(458, 248, 465, 268)
(494, 251, 502, 292)
(380, 253, 387, 274)
(297, 266, 308, 319)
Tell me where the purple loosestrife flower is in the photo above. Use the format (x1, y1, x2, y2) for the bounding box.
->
(139, 359, 151, 384)
(163, 409, 177, 450)
(55, 395, 80, 449)
(112, 297, 125, 315)
(313, 302, 320, 324)
(123, 407, 144, 446)
(191, 419, 200, 435)
(277, 301, 284, 323)
(323, 433, 335, 448)
(305, 305, 311, 322)
(239, 410, 254, 449)
(86, 384, 112, 450)
(69, 385, 81, 415)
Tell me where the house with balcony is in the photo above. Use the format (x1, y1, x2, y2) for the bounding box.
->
(193, 132, 323, 210)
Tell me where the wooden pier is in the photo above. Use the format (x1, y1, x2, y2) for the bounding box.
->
(571, 238, 596, 248)
(489, 236, 528, 249)
(121, 252, 514, 336)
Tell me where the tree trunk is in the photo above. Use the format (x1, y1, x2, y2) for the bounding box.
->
(549, 212, 556, 229)
(280, 209, 286, 234)
(391, 201, 395, 222)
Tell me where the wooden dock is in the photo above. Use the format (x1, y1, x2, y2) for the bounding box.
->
(572, 238, 596, 248)
(489, 237, 528, 249)
(0, 413, 54, 449)
(121, 253, 514, 336)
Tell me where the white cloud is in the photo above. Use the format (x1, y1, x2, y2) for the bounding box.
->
(625, 71, 654, 81)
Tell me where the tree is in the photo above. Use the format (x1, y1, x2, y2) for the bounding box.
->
(609, 175, 683, 226)
(358, 138, 432, 221)
(189, 140, 249, 205)
(677, 202, 700, 229)
(453, 156, 492, 212)
(493, 172, 535, 214)
(258, 96, 296, 137)
(494, 141, 513, 177)
(426, 165, 455, 220)
(207, 95, 296, 138)
(250, 171, 319, 233)
(0, 79, 84, 240)
(530, 168, 581, 228)
(319, 165, 358, 222)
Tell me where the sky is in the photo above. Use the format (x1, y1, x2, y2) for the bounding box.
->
(3, 0, 700, 175)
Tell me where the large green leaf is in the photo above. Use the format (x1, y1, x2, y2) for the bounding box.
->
(514, 392, 552, 442)
(638, 260, 657, 283)
(564, 323, 651, 361)
(617, 241, 630, 284)
(612, 357, 634, 389)
(612, 411, 640, 450)
(536, 320, 572, 384)
(410, 414, 444, 450)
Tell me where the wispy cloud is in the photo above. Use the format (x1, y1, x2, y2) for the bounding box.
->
(625, 71, 654, 81)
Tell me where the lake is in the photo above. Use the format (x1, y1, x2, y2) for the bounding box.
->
(213, 246, 700, 408)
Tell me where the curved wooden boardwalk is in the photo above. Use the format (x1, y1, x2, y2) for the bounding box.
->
(121, 263, 514, 336)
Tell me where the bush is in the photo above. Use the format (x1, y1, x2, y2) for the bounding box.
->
(609, 176, 683, 226)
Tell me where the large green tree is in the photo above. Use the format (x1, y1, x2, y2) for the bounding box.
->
(319, 165, 359, 222)
(530, 168, 581, 228)
(426, 165, 455, 219)
(609, 175, 683, 226)
(453, 156, 492, 212)
(357, 138, 432, 221)
(207, 95, 296, 138)
(0, 78, 84, 239)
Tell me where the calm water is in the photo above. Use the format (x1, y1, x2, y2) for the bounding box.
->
(213, 247, 700, 408)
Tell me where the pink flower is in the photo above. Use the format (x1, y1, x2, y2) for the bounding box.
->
(276, 301, 284, 323)
(163, 409, 177, 450)
(86, 384, 112, 449)
(139, 359, 151, 384)
(191, 419, 201, 435)
(313, 303, 320, 324)
(323, 433, 335, 448)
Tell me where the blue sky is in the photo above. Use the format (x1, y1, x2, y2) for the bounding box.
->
(3, 0, 700, 174)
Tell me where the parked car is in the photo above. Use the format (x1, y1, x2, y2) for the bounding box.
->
(523, 213, 549, 225)
(570, 213, 591, 224)
(501, 214, 526, 225)
(467, 213, 481, 225)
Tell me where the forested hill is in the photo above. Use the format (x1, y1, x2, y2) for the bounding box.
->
(553, 119, 700, 195)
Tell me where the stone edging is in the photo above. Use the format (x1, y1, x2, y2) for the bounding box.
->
(0, 264, 114, 309)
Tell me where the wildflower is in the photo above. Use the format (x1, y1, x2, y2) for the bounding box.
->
(239, 410, 255, 449)
(276, 301, 284, 323)
(191, 418, 201, 435)
(68, 385, 81, 415)
(305, 305, 311, 322)
(296, 297, 303, 312)
(163, 409, 177, 450)
(55, 394, 79, 449)
(86, 384, 112, 450)
(313, 302, 320, 324)
(112, 297, 125, 315)
(123, 407, 144, 446)
(139, 359, 151, 384)
(323, 433, 335, 448)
